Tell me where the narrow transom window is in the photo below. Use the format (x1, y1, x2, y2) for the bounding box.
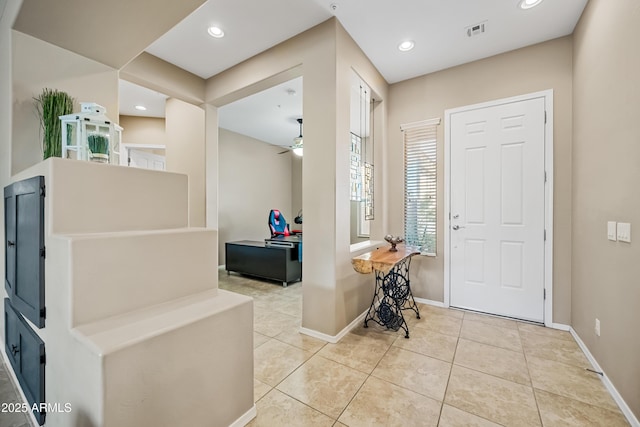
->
(402, 118, 440, 255)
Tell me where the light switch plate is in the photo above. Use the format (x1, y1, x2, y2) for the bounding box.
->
(617, 222, 631, 243)
(607, 221, 617, 241)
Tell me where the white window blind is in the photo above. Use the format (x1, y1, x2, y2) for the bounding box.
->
(402, 119, 440, 255)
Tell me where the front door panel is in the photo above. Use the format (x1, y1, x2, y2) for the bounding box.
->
(450, 98, 545, 322)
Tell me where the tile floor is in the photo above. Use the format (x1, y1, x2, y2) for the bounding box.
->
(0, 356, 31, 427)
(219, 270, 630, 427)
(0, 271, 629, 427)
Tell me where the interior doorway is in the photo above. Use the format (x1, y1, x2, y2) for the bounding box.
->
(444, 90, 553, 324)
(217, 76, 303, 269)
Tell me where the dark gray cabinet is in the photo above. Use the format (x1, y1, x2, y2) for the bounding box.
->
(226, 240, 302, 286)
(4, 175, 46, 328)
(5, 298, 46, 425)
(4, 176, 46, 425)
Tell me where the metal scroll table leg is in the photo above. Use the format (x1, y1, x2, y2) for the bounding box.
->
(363, 257, 420, 338)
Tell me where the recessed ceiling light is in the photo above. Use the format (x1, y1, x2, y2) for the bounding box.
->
(207, 26, 225, 38)
(519, 0, 543, 9)
(135, 105, 147, 111)
(398, 40, 415, 52)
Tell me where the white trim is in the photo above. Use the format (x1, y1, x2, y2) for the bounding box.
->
(300, 297, 447, 343)
(570, 328, 640, 427)
(542, 91, 554, 327)
(551, 322, 571, 332)
(350, 240, 383, 254)
(400, 117, 441, 131)
(121, 143, 167, 149)
(413, 297, 446, 308)
(228, 405, 257, 427)
(300, 309, 368, 343)
(444, 109, 452, 308)
(443, 89, 554, 325)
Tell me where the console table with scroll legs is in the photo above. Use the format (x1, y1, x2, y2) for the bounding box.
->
(352, 245, 421, 338)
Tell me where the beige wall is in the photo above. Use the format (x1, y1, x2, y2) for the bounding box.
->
(13, 0, 205, 69)
(206, 19, 389, 335)
(121, 52, 205, 106)
(6, 159, 251, 427)
(572, 0, 640, 419)
(218, 128, 293, 265)
(119, 52, 211, 229)
(388, 36, 573, 324)
(5, 26, 120, 349)
(206, 20, 340, 334)
(119, 115, 167, 148)
(119, 54, 210, 228)
(205, 103, 219, 230)
(331, 22, 390, 333)
(11, 30, 119, 175)
(291, 154, 302, 220)
(165, 98, 206, 227)
(0, 0, 20, 346)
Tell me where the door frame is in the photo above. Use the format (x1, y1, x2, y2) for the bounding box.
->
(443, 90, 554, 326)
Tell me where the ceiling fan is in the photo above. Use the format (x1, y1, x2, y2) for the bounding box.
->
(278, 118, 303, 156)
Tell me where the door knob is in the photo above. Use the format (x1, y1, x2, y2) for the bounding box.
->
(452, 225, 465, 230)
(10, 344, 19, 356)
(7, 240, 15, 247)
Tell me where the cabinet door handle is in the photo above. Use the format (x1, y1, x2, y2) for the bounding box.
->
(7, 241, 15, 247)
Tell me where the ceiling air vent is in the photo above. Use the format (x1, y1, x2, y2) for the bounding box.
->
(466, 22, 487, 37)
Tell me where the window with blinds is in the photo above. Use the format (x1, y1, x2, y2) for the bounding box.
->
(402, 118, 440, 255)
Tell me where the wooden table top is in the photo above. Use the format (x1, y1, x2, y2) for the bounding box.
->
(351, 244, 420, 275)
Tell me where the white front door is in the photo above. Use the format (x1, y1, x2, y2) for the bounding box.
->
(449, 97, 546, 322)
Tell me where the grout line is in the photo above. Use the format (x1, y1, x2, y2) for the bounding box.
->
(441, 402, 510, 427)
(519, 325, 545, 426)
(331, 338, 398, 424)
(230, 272, 620, 426)
(438, 331, 460, 425)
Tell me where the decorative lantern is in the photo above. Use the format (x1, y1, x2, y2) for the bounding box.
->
(60, 102, 122, 165)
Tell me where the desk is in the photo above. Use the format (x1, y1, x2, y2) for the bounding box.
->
(226, 239, 301, 287)
(352, 245, 421, 338)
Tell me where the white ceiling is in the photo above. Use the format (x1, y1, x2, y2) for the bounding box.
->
(326, 0, 587, 83)
(146, 0, 331, 80)
(121, 0, 588, 145)
(218, 77, 303, 148)
(119, 80, 168, 118)
(146, 0, 587, 83)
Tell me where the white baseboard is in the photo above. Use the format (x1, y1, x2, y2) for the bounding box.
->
(299, 297, 448, 343)
(413, 297, 446, 307)
(570, 328, 640, 427)
(550, 322, 571, 331)
(229, 405, 257, 427)
(407, 309, 638, 425)
(300, 309, 368, 344)
(299, 299, 640, 426)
